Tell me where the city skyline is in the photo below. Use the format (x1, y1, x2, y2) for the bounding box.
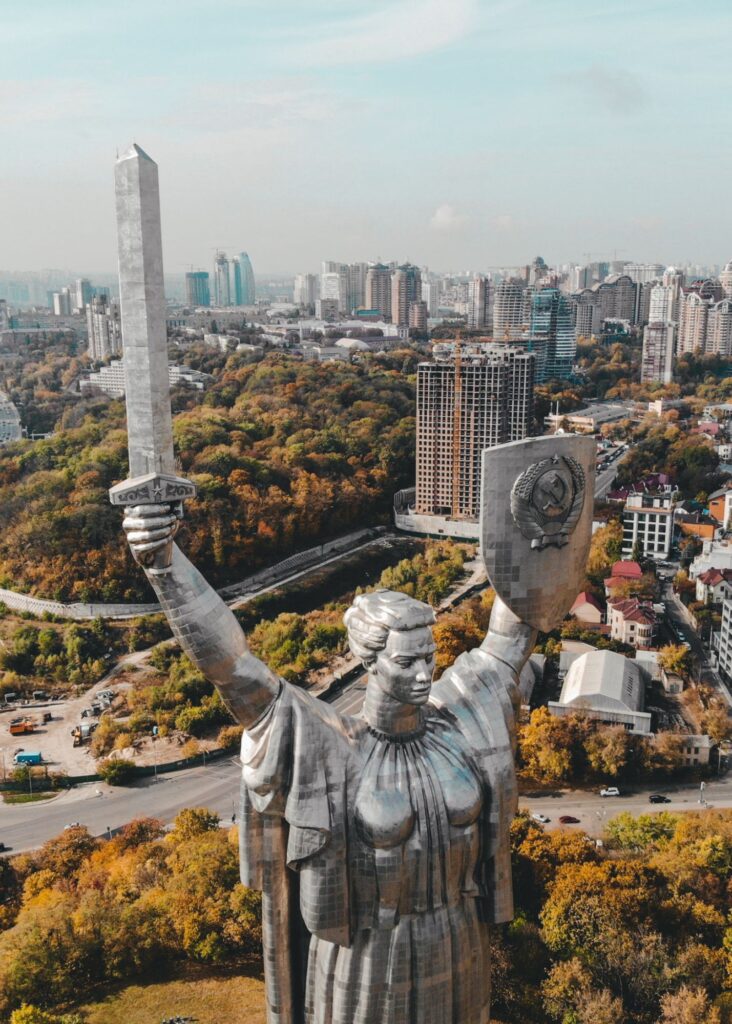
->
(3, 0, 732, 273)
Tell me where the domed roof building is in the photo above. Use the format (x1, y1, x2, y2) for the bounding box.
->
(335, 337, 370, 351)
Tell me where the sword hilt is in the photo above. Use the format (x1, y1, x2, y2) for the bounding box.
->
(110, 471, 197, 571)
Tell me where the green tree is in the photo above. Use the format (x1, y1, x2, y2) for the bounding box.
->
(97, 757, 136, 786)
(606, 812, 679, 851)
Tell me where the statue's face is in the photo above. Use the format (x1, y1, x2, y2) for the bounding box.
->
(372, 626, 436, 706)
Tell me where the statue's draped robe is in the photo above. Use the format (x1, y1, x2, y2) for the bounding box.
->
(239, 647, 520, 1024)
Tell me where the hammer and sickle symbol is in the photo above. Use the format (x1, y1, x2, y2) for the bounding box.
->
(537, 471, 567, 512)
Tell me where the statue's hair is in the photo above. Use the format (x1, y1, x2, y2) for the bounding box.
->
(344, 589, 436, 666)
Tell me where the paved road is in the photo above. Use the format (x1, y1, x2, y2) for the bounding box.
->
(594, 462, 620, 499)
(521, 776, 732, 836)
(1, 757, 242, 853)
(5, 758, 729, 853)
(663, 583, 732, 706)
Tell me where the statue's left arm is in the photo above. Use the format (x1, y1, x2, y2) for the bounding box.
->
(481, 595, 537, 681)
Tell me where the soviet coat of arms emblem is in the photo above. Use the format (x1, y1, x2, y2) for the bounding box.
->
(510, 454, 585, 550)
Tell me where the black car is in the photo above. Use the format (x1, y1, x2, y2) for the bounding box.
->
(649, 794, 671, 804)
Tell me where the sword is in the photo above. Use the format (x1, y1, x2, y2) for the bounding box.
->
(108, 144, 196, 569)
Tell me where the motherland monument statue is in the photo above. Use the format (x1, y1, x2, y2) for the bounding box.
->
(110, 144, 595, 1024)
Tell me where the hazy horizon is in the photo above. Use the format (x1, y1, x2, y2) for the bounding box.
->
(3, 0, 731, 275)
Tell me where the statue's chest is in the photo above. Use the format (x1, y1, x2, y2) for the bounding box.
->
(348, 728, 485, 921)
(353, 731, 483, 851)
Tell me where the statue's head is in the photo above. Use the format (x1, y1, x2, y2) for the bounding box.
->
(344, 590, 436, 706)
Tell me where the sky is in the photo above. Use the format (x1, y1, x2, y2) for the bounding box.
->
(1, 0, 731, 275)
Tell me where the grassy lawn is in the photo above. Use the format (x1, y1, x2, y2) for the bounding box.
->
(2, 790, 56, 804)
(79, 963, 266, 1024)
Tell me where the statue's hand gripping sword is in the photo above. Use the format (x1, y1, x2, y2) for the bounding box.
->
(108, 145, 195, 570)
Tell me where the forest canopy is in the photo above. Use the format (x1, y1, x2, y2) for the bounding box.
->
(0, 353, 417, 602)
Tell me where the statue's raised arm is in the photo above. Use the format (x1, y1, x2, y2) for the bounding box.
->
(123, 506, 279, 727)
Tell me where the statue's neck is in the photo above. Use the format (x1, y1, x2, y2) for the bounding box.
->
(363, 677, 425, 737)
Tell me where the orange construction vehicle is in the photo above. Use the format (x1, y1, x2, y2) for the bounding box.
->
(9, 718, 36, 736)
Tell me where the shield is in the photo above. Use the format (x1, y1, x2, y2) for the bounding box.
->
(480, 434, 596, 633)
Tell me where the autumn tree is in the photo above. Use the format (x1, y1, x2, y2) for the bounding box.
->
(518, 707, 589, 783)
(657, 644, 691, 678)
(584, 727, 636, 778)
(657, 985, 721, 1024)
(586, 520, 623, 586)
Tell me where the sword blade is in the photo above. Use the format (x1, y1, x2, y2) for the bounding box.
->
(114, 144, 175, 479)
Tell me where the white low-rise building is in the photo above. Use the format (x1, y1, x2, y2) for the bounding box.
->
(608, 597, 657, 648)
(79, 359, 212, 397)
(715, 600, 732, 682)
(622, 491, 675, 561)
(696, 568, 732, 604)
(548, 648, 652, 733)
(690, 540, 732, 579)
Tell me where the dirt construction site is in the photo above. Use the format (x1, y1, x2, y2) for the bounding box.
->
(0, 651, 204, 778)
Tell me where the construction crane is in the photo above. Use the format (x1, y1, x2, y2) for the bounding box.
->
(582, 250, 628, 263)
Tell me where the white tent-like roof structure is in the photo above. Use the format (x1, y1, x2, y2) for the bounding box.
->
(559, 649, 645, 714)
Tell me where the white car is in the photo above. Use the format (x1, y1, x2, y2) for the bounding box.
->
(531, 813, 550, 824)
(600, 787, 620, 797)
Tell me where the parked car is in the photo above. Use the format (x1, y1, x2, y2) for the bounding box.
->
(649, 794, 671, 804)
(0, 842, 6, 853)
(531, 813, 550, 824)
(559, 815, 580, 824)
(600, 786, 620, 797)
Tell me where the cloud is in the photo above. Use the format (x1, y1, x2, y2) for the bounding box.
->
(176, 79, 341, 134)
(494, 214, 514, 230)
(281, 0, 479, 66)
(430, 204, 467, 231)
(554, 64, 649, 113)
(0, 79, 102, 126)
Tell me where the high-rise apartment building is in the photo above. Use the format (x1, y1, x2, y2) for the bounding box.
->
(214, 253, 231, 306)
(52, 288, 72, 316)
(493, 280, 526, 339)
(391, 264, 422, 327)
(574, 290, 602, 338)
(677, 290, 710, 354)
(594, 274, 637, 323)
(708, 299, 732, 356)
(721, 260, 732, 299)
(347, 263, 367, 312)
(408, 301, 428, 331)
(86, 295, 122, 361)
(366, 263, 392, 319)
(321, 269, 348, 312)
(234, 252, 255, 305)
(185, 271, 211, 307)
(649, 283, 676, 322)
(294, 273, 318, 308)
(74, 278, 93, 312)
(415, 343, 534, 521)
(422, 278, 441, 316)
(528, 288, 576, 381)
(641, 322, 675, 384)
(467, 275, 490, 330)
(623, 263, 666, 284)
